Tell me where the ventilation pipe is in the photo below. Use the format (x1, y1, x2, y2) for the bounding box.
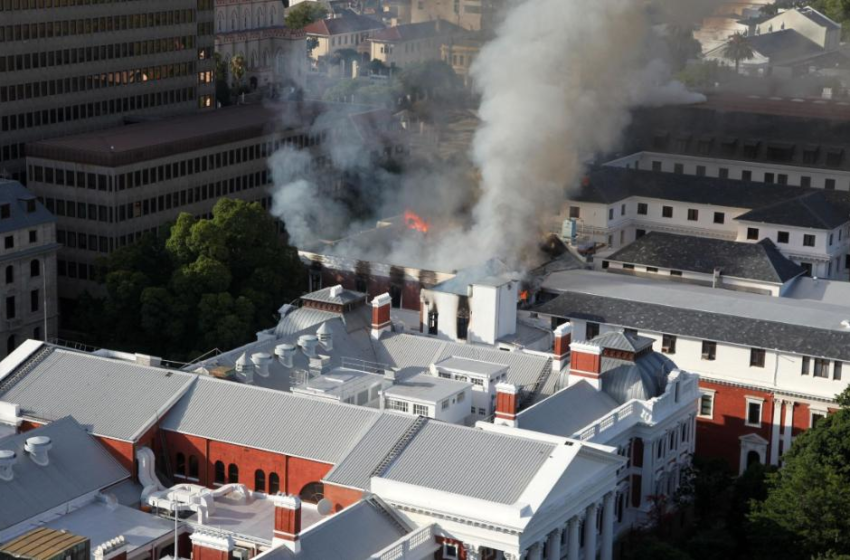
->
(0, 449, 16, 481)
(317, 322, 333, 351)
(235, 352, 254, 384)
(25, 436, 51, 466)
(251, 352, 272, 378)
(298, 335, 319, 358)
(275, 344, 296, 368)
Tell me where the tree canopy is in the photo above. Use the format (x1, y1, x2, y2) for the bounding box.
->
(722, 33, 756, 73)
(73, 199, 305, 361)
(285, 2, 328, 29)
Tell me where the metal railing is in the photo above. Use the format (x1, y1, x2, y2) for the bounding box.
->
(341, 357, 391, 375)
(369, 525, 437, 560)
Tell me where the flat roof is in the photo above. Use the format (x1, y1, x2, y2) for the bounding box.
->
(188, 496, 324, 543)
(434, 356, 507, 376)
(383, 372, 469, 403)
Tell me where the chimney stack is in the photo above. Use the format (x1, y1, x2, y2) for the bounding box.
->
(190, 531, 234, 560)
(371, 293, 392, 340)
(569, 340, 603, 390)
(251, 353, 272, 378)
(94, 536, 128, 560)
(271, 494, 302, 553)
(25, 436, 51, 466)
(0, 449, 16, 481)
(317, 322, 333, 351)
(494, 383, 519, 427)
(275, 343, 296, 368)
(235, 352, 254, 384)
(552, 322, 572, 370)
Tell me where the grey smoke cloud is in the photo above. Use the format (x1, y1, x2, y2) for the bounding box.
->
(268, 0, 706, 272)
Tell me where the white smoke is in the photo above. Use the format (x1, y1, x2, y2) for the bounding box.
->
(268, 0, 706, 271)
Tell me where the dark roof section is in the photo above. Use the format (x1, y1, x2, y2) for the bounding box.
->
(304, 14, 385, 36)
(0, 180, 55, 234)
(369, 19, 463, 42)
(606, 232, 806, 283)
(573, 167, 850, 229)
(743, 29, 823, 63)
(535, 291, 850, 362)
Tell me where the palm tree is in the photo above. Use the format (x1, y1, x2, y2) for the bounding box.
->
(722, 33, 755, 74)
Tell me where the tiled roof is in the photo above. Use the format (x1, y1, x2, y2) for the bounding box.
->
(0, 346, 196, 441)
(304, 14, 384, 36)
(0, 417, 129, 532)
(736, 190, 850, 229)
(0, 181, 55, 235)
(606, 232, 806, 283)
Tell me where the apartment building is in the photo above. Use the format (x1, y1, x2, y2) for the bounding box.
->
(535, 269, 850, 473)
(24, 102, 406, 299)
(562, 167, 850, 280)
(214, 0, 307, 92)
(0, 180, 59, 359)
(0, 0, 216, 184)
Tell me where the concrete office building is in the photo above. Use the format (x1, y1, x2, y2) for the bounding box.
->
(0, 180, 59, 359)
(24, 102, 407, 300)
(0, 0, 217, 183)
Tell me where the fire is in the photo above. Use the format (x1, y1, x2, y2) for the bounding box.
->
(519, 290, 529, 302)
(404, 210, 429, 233)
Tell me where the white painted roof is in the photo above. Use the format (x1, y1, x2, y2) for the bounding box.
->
(383, 372, 470, 403)
(517, 381, 620, 438)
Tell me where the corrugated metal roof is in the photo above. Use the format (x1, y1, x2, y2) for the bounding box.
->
(384, 372, 469, 403)
(0, 417, 129, 531)
(0, 348, 196, 441)
(160, 377, 381, 463)
(517, 381, 620, 438)
(273, 307, 340, 338)
(381, 421, 556, 504)
(324, 414, 418, 490)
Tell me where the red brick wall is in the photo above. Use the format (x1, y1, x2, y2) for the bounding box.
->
(695, 381, 775, 469)
(97, 436, 136, 474)
(495, 391, 517, 420)
(553, 333, 571, 358)
(434, 537, 466, 560)
(193, 546, 231, 560)
(570, 351, 600, 375)
(287, 456, 333, 497)
(274, 502, 301, 540)
(320, 269, 423, 311)
(373, 303, 391, 329)
(323, 484, 363, 513)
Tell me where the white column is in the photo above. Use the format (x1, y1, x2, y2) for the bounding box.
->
(567, 516, 580, 560)
(464, 544, 481, 560)
(600, 492, 615, 560)
(770, 398, 782, 466)
(548, 528, 562, 560)
(782, 401, 794, 457)
(640, 438, 653, 509)
(527, 542, 542, 560)
(584, 503, 597, 560)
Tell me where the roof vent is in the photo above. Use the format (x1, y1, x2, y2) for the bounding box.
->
(25, 436, 52, 467)
(329, 285, 344, 299)
(275, 344, 297, 368)
(841, 320, 850, 330)
(0, 449, 16, 481)
(317, 322, 333, 351)
(298, 335, 319, 358)
(251, 352, 272, 378)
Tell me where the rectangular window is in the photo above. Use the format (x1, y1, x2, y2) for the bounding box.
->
(747, 228, 759, 240)
(696, 165, 706, 177)
(701, 340, 716, 361)
(412, 404, 428, 416)
(746, 399, 763, 427)
(441, 399, 450, 410)
(662, 334, 676, 354)
(742, 170, 752, 181)
(802, 356, 810, 375)
(811, 411, 827, 428)
(764, 172, 775, 184)
(801, 176, 812, 188)
(637, 203, 648, 215)
(670, 270, 682, 277)
(586, 322, 600, 340)
(698, 393, 713, 418)
(5, 296, 15, 319)
(813, 358, 829, 378)
(687, 209, 698, 221)
(714, 212, 725, 224)
(750, 348, 765, 368)
(674, 163, 684, 174)
(803, 234, 816, 247)
(778, 174, 788, 185)
(652, 161, 662, 172)
(835, 361, 843, 381)
(662, 206, 673, 218)
(30, 289, 38, 312)
(777, 231, 789, 244)
(4, 235, 12, 249)
(719, 168, 729, 179)
(385, 399, 408, 413)
(825, 178, 836, 190)
(608, 208, 614, 220)
(569, 206, 580, 219)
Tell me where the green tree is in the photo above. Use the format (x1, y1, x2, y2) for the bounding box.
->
(213, 53, 232, 107)
(285, 2, 327, 29)
(748, 388, 850, 559)
(230, 54, 246, 88)
(664, 25, 702, 72)
(721, 33, 755, 74)
(398, 60, 461, 102)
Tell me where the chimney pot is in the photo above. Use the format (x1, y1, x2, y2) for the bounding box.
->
(298, 335, 319, 358)
(0, 449, 16, 481)
(25, 436, 51, 467)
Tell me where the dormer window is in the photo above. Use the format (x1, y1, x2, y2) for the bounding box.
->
(0, 204, 9, 219)
(826, 148, 844, 167)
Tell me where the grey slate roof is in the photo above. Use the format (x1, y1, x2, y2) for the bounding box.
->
(324, 414, 419, 490)
(0, 180, 55, 235)
(736, 190, 850, 229)
(0, 417, 129, 531)
(744, 29, 823, 63)
(590, 331, 654, 353)
(380, 421, 555, 504)
(606, 232, 805, 283)
(536, 289, 850, 361)
(517, 381, 620, 438)
(0, 346, 196, 441)
(160, 376, 382, 463)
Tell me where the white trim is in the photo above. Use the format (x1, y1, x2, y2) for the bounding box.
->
(697, 389, 715, 419)
(744, 397, 764, 428)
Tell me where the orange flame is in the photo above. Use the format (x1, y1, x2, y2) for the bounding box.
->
(404, 210, 429, 233)
(519, 290, 529, 302)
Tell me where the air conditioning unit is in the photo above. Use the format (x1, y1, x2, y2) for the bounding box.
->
(232, 548, 251, 560)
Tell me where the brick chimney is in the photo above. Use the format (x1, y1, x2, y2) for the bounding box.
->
(271, 494, 302, 552)
(569, 340, 603, 390)
(494, 383, 519, 427)
(371, 293, 392, 340)
(553, 322, 572, 370)
(94, 536, 128, 560)
(190, 531, 234, 560)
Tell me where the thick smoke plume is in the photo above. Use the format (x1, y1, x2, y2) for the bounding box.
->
(269, 0, 705, 271)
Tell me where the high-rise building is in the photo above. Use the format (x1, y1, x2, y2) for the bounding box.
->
(0, 0, 217, 184)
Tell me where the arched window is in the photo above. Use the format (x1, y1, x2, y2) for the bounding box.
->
(217, 13, 224, 32)
(189, 455, 199, 478)
(269, 7, 276, 26)
(243, 9, 249, 29)
(30, 259, 40, 277)
(257, 8, 263, 28)
(230, 10, 237, 31)
(746, 450, 761, 469)
(175, 452, 186, 475)
(228, 463, 239, 484)
(5, 265, 12, 284)
(269, 472, 280, 494)
(214, 460, 225, 484)
(299, 482, 324, 504)
(255, 469, 266, 492)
